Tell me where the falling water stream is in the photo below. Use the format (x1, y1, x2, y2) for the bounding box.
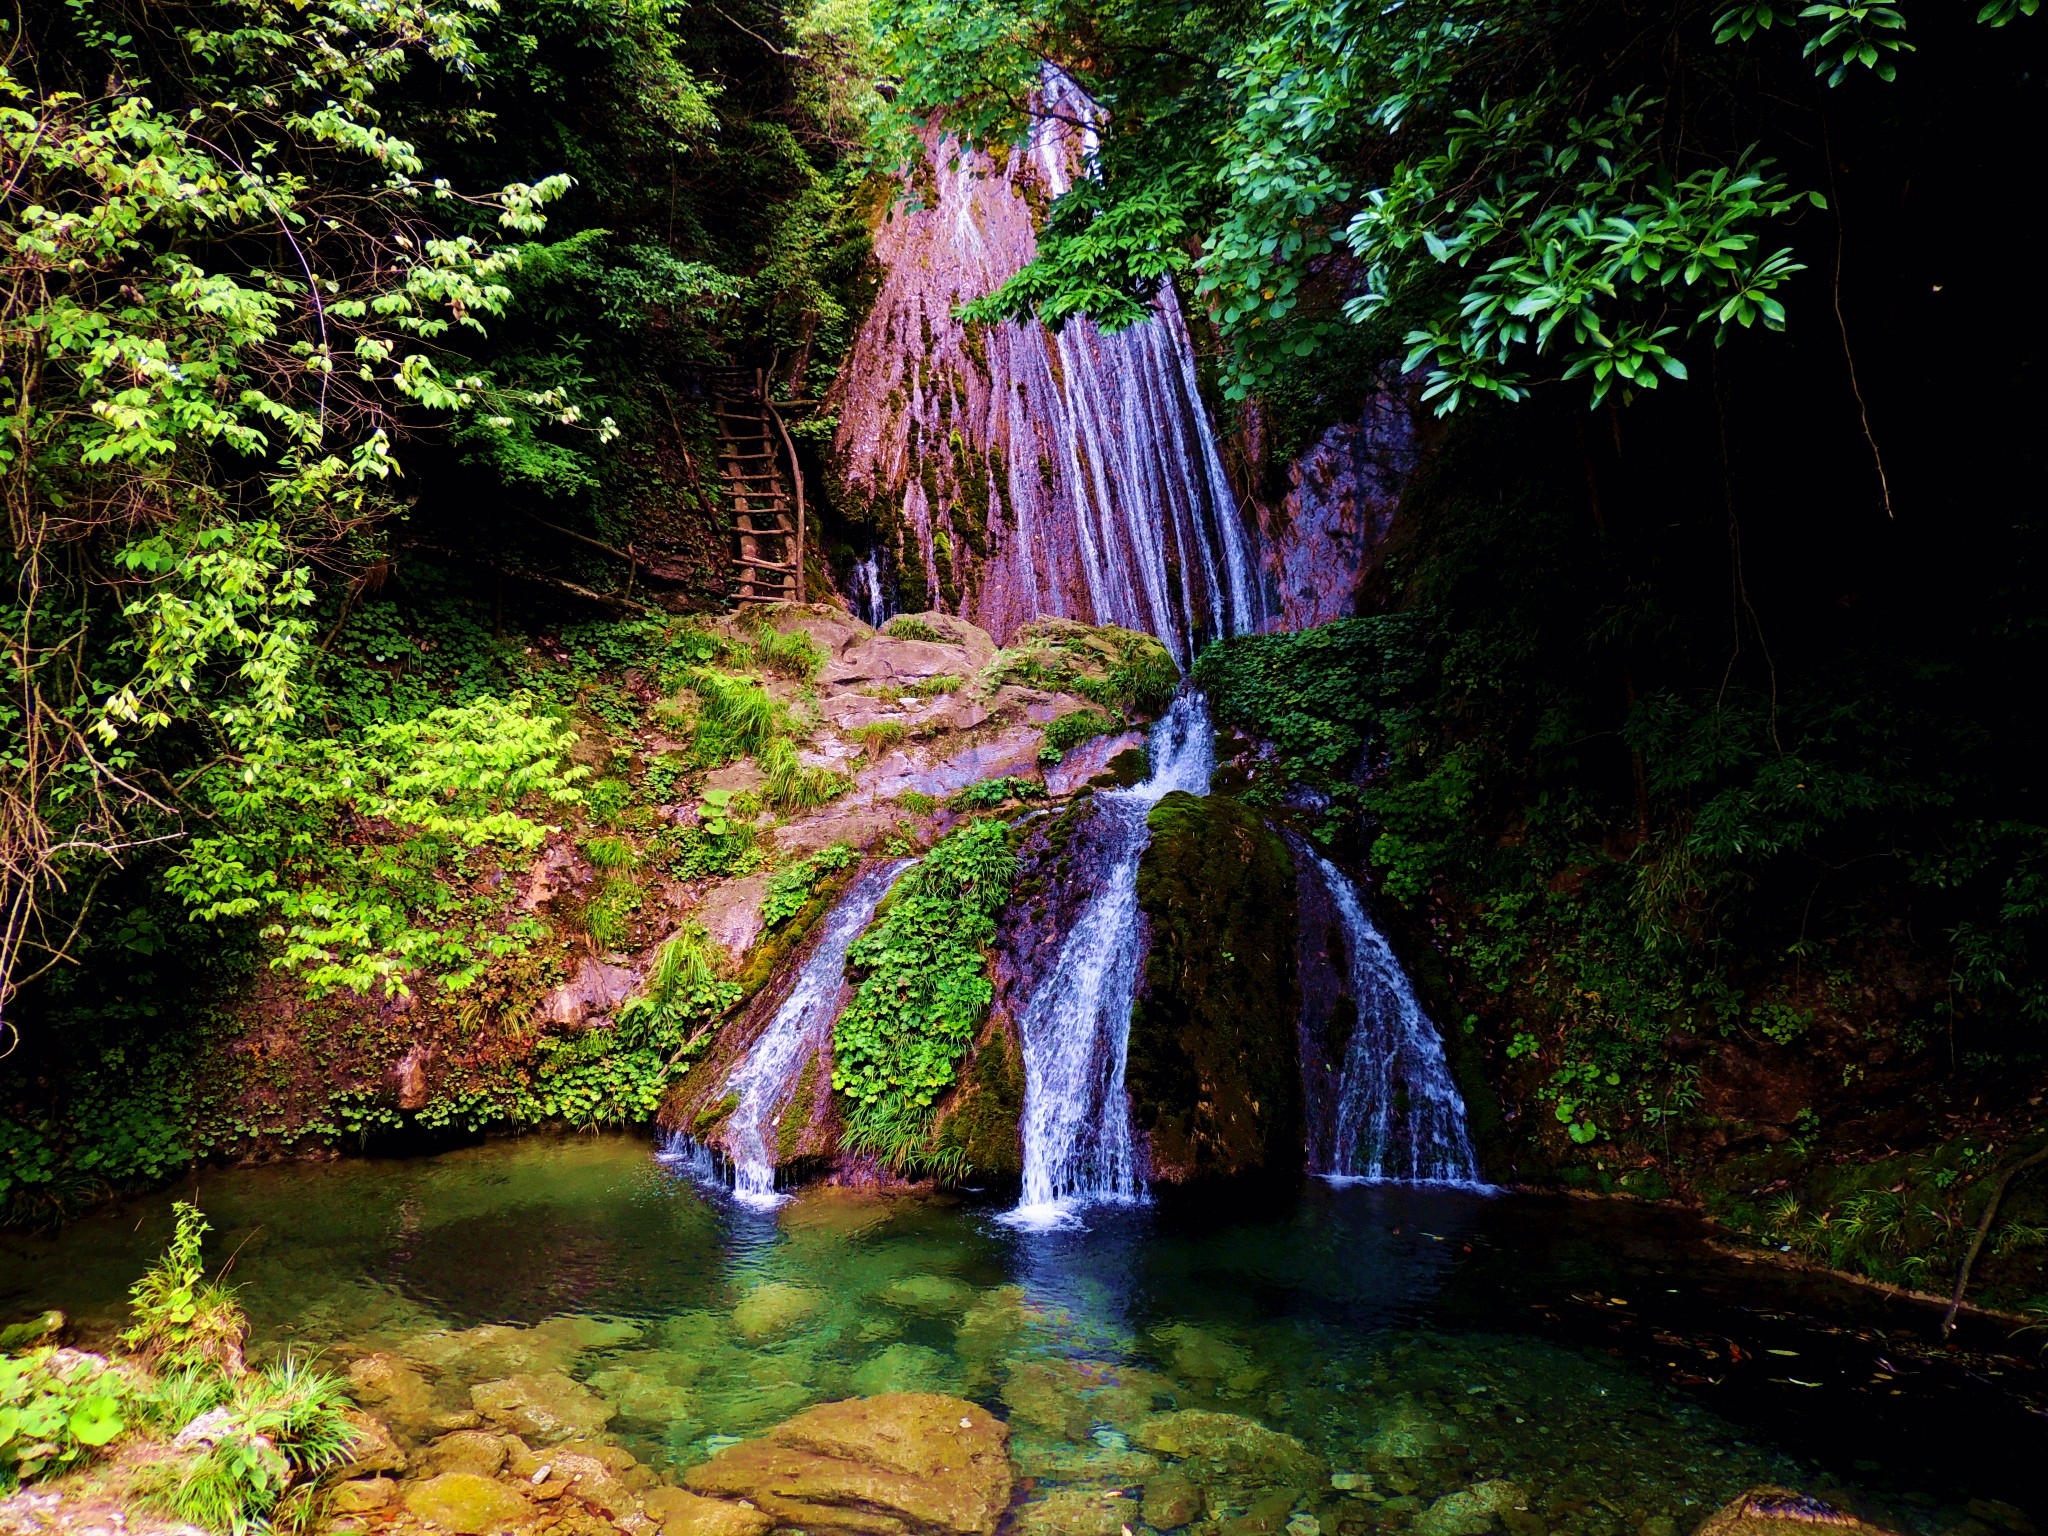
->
(1008, 693, 1216, 1226)
(711, 858, 917, 1208)
(1295, 843, 1485, 1185)
(851, 549, 890, 629)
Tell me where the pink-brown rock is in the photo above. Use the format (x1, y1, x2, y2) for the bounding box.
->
(682, 1392, 1011, 1536)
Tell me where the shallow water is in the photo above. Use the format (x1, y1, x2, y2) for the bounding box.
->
(2, 1135, 2038, 1532)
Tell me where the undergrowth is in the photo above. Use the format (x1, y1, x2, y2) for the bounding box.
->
(833, 818, 1016, 1166)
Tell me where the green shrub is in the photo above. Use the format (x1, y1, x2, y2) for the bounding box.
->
(0, 1349, 127, 1489)
(761, 738, 853, 811)
(897, 790, 940, 816)
(761, 844, 859, 929)
(882, 615, 944, 642)
(687, 671, 782, 764)
(617, 925, 738, 1051)
(135, 1355, 355, 1536)
(953, 776, 1046, 810)
(122, 1204, 248, 1374)
(849, 720, 908, 759)
(736, 621, 826, 681)
(581, 835, 636, 871)
(1038, 709, 1118, 763)
(833, 819, 1016, 1163)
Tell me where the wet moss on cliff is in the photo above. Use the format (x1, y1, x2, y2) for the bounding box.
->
(930, 1026, 1024, 1181)
(1129, 792, 1302, 1183)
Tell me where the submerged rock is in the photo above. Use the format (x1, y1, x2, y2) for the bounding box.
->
(1413, 1482, 1529, 1536)
(1696, 1490, 1900, 1536)
(850, 1343, 958, 1396)
(349, 1352, 440, 1436)
(422, 1429, 510, 1477)
(682, 1391, 1011, 1536)
(1012, 1488, 1134, 1536)
(731, 1282, 827, 1339)
(470, 1372, 616, 1442)
(402, 1471, 535, 1535)
(1144, 1469, 1206, 1530)
(640, 1488, 775, 1536)
(1131, 1410, 1325, 1491)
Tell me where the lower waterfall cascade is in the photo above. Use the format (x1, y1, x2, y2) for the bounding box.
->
(1007, 691, 1217, 1226)
(696, 857, 917, 1208)
(1295, 843, 1486, 1186)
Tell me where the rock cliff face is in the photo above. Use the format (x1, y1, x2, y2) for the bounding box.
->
(827, 75, 1264, 657)
(1265, 377, 1419, 630)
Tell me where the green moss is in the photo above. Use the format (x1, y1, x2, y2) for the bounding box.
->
(1091, 747, 1150, 788)
(930, 1028, 1024, 1180)
(1128, 792, 1301, 1182)
(777, 1053, 821, 1162)
(692, 1091, 740, 1138)
(882, 615, 944, 642)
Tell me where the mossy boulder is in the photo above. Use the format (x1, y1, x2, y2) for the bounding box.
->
(469, 1372, 615, 1442)
(982, 618, 1179, 718)
(1129, 792, 1301, 1181)
(928, 1027, 1024, 1181)
(402, 1472, 535, 1534)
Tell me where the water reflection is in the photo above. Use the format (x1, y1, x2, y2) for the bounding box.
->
(0, 1133, 2037, 1529)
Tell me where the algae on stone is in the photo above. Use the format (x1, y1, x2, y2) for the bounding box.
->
(1129, 792, 1302, 1181)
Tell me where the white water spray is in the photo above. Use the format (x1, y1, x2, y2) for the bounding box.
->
(1297, 848, 1484, 1186)
(852, 550, 890, 630)
(709, 858, 916, 1209)
(1007, 694, 1215, 1228)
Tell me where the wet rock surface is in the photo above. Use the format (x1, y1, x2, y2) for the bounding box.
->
(681, 1392, 1012, 1536)
(1128, 791, 1303, 1181)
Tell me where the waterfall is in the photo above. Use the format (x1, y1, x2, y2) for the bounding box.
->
(828, 69, 1268, 657)
(1007, 693, 1215, 1227)
(853, 548, 890, 629)
(1294, 845, 1484, 1186)
(715, 858, 917, 1209)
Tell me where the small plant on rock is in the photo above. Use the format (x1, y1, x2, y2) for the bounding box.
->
(122, 1203, 249, 1374)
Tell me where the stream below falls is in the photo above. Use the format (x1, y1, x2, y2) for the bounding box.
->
(1, 1134, 2038, 1530)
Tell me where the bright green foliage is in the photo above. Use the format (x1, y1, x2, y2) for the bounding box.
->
(136, 1354, 357, 1536)
(760, 738, 855, 812)
(122, 1204, 249, 1374)
(167, 699, 586, 998)
(953, 777, 1047, 810)
(880, 616, 944, 641)
(687, 672, 784, 765)
(0, 0, 573, 1018)
(883, 0, 2031, 407)
(834, 819, 1015, 1161)
(762, 844, 860, 929)
(0, 1350, 127, 1489)
(617, 925, 740, 1050)
(1038, 709, 1120, 763)
(732, 620, 828, 681)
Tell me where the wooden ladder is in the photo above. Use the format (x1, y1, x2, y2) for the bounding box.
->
(710, 367, 805, 605)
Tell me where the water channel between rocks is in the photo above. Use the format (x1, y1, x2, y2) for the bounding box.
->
(1, 1134, 2038, 1536)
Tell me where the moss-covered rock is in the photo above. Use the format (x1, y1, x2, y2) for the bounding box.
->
(401, 1471, 535, 1534)
(929, 1026, 1024, 1181)
(1129, 792, 1301, 1182)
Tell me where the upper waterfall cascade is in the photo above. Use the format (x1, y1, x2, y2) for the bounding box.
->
(1296, 844, 1485, 1185)
(829, 68, 1266, 660)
